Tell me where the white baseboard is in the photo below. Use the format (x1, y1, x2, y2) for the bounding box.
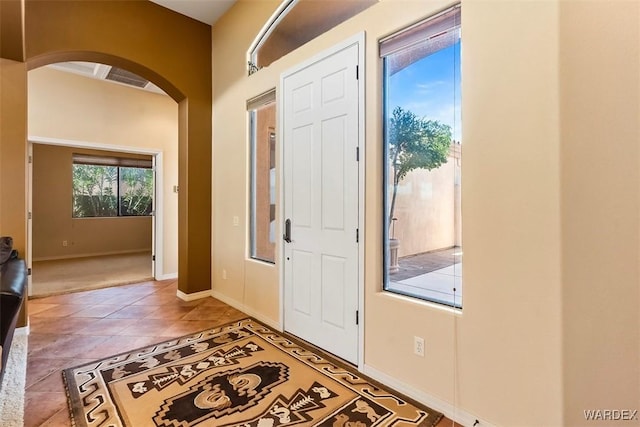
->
(176, 289, 211, 301)
(211, 290, 281, 331)
(362, 364, 493, 427)
(156, 272, 178, 281)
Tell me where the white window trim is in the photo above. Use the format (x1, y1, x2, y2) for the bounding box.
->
(247, 0, 299, 75)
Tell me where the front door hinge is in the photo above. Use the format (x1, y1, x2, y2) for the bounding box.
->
(27, 268, 32, 276)
(28, 155, 33, 164)
(28, 212, 32, 220)
(356, 310, 359, 325)
(356, 228, 359, 243)
(152, 255, 156, 261)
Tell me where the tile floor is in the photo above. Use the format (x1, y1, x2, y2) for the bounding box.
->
(25, 279, 459, 426)
(25, 279, 245, 426)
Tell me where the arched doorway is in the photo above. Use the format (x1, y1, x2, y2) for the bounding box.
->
(1, 0, 213, 303)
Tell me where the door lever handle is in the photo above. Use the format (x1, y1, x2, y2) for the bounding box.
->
(283, 218, 292, 243)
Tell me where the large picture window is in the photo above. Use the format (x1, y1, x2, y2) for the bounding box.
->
(72, 154, 153, 218)
(248, 91, 276, 263)
(381, 6, 462, 307)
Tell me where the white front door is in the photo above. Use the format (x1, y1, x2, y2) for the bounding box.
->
(282, 40, 360, 364)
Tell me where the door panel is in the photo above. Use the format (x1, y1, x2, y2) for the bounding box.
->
(321, 254, 346, 328)
(292, 249, 313, 316)
(292, 125, 313, 228)
(283, 42, 360, 363)
(321, 116, 346, 230)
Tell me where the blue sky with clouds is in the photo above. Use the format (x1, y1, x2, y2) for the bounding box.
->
(387, 40, 461, 142)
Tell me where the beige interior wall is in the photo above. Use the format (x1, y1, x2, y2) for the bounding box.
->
(456, 2, 563, 423)
(559, 2, 640, 425)
(0, 58, 28, 328)
(213, 0, 638, 424)
(0, 59, 27, 255)
(28, 67, 178, 273)
(31, 144, 153, 260)
(212, 0, 281, 323)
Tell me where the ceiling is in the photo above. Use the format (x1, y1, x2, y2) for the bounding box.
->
(48, 62, 168, 95)
(47, 1, 237, 94)
(149, 0, 236, 25)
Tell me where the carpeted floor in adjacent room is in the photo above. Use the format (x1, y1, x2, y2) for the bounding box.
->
(30, 252, 153, 297)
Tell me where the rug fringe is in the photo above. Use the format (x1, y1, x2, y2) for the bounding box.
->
(61, 369, 78, 427)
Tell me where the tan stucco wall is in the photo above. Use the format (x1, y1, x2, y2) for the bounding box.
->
(393, 149, 461, 257)
(213, 0, 639, 424)
(28, 67, 178, 273)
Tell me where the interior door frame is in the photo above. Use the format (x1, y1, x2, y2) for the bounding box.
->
(27, 135, 166, 295)
(278, 32, 366, 369)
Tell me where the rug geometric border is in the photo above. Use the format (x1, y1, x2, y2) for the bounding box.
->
(62, 318, 444, 427)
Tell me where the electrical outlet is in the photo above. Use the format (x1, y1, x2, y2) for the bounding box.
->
(414, 336, 425, 357)
(233, 216, 239, 226)
(222, 269, 227, 280)
(62, 240, 68, 247)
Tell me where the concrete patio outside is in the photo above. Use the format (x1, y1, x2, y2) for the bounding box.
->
(389, 246, 462, 307)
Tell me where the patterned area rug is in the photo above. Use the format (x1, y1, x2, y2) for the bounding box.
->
(63, 319, 443, 426)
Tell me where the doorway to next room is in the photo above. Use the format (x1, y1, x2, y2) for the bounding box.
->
(29, 143, 155, 297)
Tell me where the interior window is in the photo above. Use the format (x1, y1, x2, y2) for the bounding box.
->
(72, 154, 153, 218)
(381, 6, 462, 308)
(248, 0, 377, 74)
(248, 91, 277, 263)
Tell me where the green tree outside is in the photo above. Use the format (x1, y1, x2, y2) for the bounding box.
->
(72, 165, 152, 217)
(388, 106, 452, 229)
(119, 167, 153, 216)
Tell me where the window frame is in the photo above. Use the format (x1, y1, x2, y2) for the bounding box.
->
(248, 90, 277, 264)
(72, 154, 153, 219)
(247, 0, 377, 75)
(380, 5, 462, 308)
(247, 0, 296, 74)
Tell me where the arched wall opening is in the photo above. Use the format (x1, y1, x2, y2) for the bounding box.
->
(1, 0, 213, 310)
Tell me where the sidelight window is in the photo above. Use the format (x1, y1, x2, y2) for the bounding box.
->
(249, 90, 277, 263)
(381, 5, 462, 308)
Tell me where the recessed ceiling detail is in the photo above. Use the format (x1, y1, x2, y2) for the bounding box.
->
(48, 62, 166, 95)
(106, 67, 149, 88)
